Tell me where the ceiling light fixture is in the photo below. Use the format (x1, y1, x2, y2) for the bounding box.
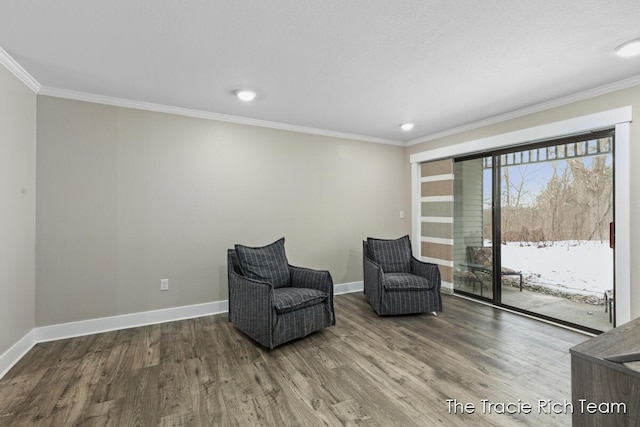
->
(615, 38, 640, 57)
(235, 89, 257, 102)
(399, 123, 415, 131)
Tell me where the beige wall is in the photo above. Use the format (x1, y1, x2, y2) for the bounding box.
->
(407, 84, 640, 319)
(36, 97, 410, 326)
(33, 82, 640, 328)
(0, 66, 36, 354)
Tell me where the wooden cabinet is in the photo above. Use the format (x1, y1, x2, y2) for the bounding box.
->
(570, 317, 640, 426)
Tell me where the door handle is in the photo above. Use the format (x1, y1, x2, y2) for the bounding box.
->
(610, 222, 615, 249)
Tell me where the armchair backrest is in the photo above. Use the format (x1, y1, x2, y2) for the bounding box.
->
(228, 249, 243, 275)
(365, 235, 412, 273)
(232, 238, 291, 288)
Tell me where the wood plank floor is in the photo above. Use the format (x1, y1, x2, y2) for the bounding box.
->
(0, 293, 589, 426)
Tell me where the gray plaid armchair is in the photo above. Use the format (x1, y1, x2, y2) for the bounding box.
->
(228, 238, 335, 349)
(363, 235, 442, 315)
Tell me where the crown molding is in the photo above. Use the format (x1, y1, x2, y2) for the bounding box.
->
(0, 46, 41, 93)
(38, 86, 404, 146)
(7, 39, 637, 148)
(406, 74, 640, 147)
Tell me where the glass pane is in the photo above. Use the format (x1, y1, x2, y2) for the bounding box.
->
(499, 137, 614, 331)
(453, 157, 493, 299)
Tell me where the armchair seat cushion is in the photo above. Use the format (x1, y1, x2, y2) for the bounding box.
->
(273, 287, 329, 314)
(383, 273, 434, 292)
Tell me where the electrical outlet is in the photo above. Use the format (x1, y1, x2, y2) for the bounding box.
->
(160, 279, 169, 291)
(399, 210, 405, 219)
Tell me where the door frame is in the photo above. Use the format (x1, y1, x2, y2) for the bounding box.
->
(410, 106, 632, 325)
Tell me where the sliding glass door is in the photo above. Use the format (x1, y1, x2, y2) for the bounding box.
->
(453, 131, 615, 332)
(453, 156, 493, 299)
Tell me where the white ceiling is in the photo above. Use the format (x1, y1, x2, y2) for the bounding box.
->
(1, 1, 640, 145)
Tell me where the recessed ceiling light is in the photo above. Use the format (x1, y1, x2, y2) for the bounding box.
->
(235, 89, 256, 102)
(615, 39, 640, 57)
(399, 123, 415, 131)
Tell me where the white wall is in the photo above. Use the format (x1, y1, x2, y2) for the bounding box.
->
(35, 96, 410, 327)
(0, 65, 36, 356)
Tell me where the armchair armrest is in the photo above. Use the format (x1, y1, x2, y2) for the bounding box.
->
(289, 265, 335, 325)
(229, 269, 274, 293)
(228, 269, 275, 346)
(411, 256, 442, 311)
(363, 255, 383, 308)
(289, 265, 333, 294)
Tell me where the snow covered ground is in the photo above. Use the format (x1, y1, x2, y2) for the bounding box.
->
(500, 240, 613, 298)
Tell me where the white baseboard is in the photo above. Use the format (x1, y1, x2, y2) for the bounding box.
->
(334, 281, 364, 294)
(441, 281, 454, 294)
(1, 281, 364, 380)
(0, 330, 36, 380)
(36, 281, 363, 344)
(35, 300, 229, 343)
